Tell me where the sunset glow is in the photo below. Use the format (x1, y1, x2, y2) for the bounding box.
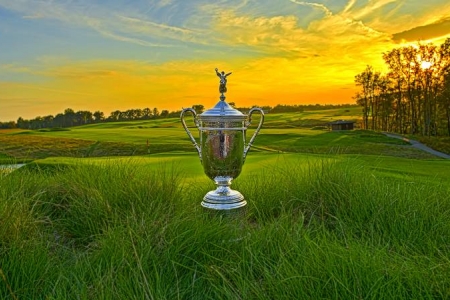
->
(420, 61, 433, 70)
(1, 0, 450, 121)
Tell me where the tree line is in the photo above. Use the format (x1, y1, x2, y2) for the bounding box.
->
(0, 107, 173, 130)
(0, 103, 357, 130)
(354, 38, 450, 136)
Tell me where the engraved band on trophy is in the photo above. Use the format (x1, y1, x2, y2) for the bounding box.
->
(180, 68, 264, 210)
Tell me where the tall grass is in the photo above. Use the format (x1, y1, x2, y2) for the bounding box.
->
(0, 158, 449, 299)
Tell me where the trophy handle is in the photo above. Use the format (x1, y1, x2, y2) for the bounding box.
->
(244, 107, 265, 159)
(180, 108, 202, 161)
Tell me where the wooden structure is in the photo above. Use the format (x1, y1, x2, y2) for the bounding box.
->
(329, 120, 355, 131)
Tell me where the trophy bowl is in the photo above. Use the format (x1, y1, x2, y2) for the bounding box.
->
(180, 69, 264, 210)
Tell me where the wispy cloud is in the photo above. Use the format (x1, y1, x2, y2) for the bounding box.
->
(157, 0, 173, 8)
(22, 13, 44, 19)
(5, 82, 96, 97)
(209, 2, 388, 63)
(89, 24, 175, 48)
(0, 0, 416, 57)
(0, 0, 200, 48)
(114, 15, 203, 44)
(289, 0, 333, 17)
(348, 0, 398, 20)
(343, 0, 357, 14)
(0, 63, 33, 74)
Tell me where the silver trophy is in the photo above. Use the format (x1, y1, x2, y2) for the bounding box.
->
(181, 68, 264, 210)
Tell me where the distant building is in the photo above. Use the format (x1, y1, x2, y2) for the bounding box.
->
(329, 120, 355, 131)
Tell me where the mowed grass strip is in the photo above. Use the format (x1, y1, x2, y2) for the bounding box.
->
(2, 126, 435, 160)
(0, 129, 194, 159)
(262, 107, 361, 128)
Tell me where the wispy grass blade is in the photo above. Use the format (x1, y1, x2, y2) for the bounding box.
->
(0, 156, 449, 299)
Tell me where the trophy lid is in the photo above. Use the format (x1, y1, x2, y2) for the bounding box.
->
(198, 67, 246, 121)
(199, 97, 246, 121)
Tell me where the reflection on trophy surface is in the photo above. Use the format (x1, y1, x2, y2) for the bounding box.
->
(181, 68, 264, 210)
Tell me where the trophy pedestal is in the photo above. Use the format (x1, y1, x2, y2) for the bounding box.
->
(201, 176, 247, 210)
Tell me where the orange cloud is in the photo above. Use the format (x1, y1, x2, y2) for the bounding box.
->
(393, 18, 450, 42)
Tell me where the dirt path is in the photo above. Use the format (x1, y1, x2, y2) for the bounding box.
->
(382, 132, 450, 159)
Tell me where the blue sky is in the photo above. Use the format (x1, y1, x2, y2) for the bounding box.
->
(1, 0, 450, 121)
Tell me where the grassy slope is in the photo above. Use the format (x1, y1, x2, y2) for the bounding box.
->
(1, 156, 449, 299)
(1, 108, 450, 298)
(1, 108, 448, 186)
(0, 107, 440, 160)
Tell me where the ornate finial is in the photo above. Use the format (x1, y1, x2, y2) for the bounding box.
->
(215, 68, 232, 101)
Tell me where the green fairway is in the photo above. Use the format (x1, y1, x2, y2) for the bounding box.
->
(1, 116, 436, 160)
(30, 152, 450, 186)
(1, 108, 448, 171)
(21, 122, 241, 145)
(28, 124, 187, 145)
(262, 107, 361, 128)
(1, 107, 362, 147)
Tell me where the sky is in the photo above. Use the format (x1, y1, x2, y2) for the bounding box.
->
(1, 0, 450, 121)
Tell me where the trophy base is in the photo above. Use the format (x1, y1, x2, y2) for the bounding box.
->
(201, 176, 247, 210)
(202, 187, 247, 210)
